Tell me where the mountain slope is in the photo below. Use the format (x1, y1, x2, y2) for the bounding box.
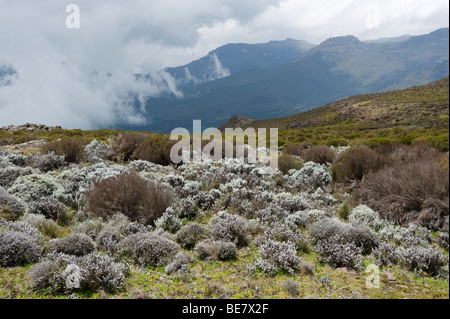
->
(139, 28, 449, 133)
(238, 77, 449, 131)
(165, 39, 315, 87)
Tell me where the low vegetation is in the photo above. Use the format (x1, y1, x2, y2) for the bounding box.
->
(0, 78, 448, 299)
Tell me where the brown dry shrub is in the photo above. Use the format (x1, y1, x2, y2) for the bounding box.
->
(355, 156, 449, 230)
(132, 134, 176, 166)
(284, 142, 312, 157)
(278, 154, 304, 174)
(331, 146, 389, 182)
(302, 145, 336, 164)
(41, 138, 86, 164)
(375, 141, 441, 163)
(84, 172, 175, 225)
(110, 132, 152, 162)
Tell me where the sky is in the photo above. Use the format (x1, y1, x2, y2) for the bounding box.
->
(0, 0, 448, 129)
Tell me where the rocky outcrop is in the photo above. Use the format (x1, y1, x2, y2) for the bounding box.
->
(1, 123, 62, 133)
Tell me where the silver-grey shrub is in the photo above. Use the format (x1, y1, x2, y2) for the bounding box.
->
(28, 197, 68, 222)
(437, 232, 449, 251)
(84, 139, 109, 163)
(121, 232, 180, 267)
(0, 186, 25, 219)
(165, 252, 191, 275)
(398, 246, 448, 276)
(0, 231, 43, 267)
(49, 234, 96, 256)
(31, 252, 127, 293)
(154, 206, 182, 233)
(4, 221, 42, 240)
(348, 205, 385, 230)
(286, 209, 329, 228)
(194, 240, 237, 261)
(34, 153, 65, 172)
(0, 166, 33, 188)
(372, 242, 400, 267)
(313, 235, 364, 270)
(175, 223, 206, 249)
(309, 218, 378, 254)
(209, 212, 249, 247)
(96, 227, 123, 254)
(8, 174, 62, 203)
(255, 239, 301, 276)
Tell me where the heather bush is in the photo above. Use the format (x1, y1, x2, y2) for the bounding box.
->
(0, 166, 33, 188)
(121, 232, 180, 267)
(278, 154, 304, 175)
(128, 160, 158, 173)
(398, 246, 448, 276)
(284, 142, 311, 157)
(175, 223, 206, 249)
(96, 227, 123, 254)
(274, 193, 313, 213)
(309, 218, 378, 254)
(194, 240, 237, 261)
(28, 197, 68, 223)
(209, 212, 249, 247)
(73, 217, 106, 240)
(282, 279, 300, 297)
(331, 146, 388, 182)
(378, 223, 431, 247)
(302, 145, 336, 165)
(4, 153, 31, 167)
(31, 252, 127, 293)
(177, 197, 199, 219)
(355, 158, 449, 230)
(0, 186, 25, 219)
(313, 235, 364, 270)
(20, 213, 62, 239)
(110, 131, 152, 162)
(437, 232, 449, 251)
(3, 221, 42, 240)
(84, 139, 110, 163)
(154, 206, 182, 233)
(165, 252, 191, 275)
(255, 239, 301, 276)
(85, 172, 175, 225)
(132, 134, 176, 166)
(119, 221, 152, 236)
(34, 153, 65, 172)
(49, 234, 96, 256)
(308, 218, 347, 242)
(372, 242, 399, 267)
(8, 174, 62, 203)
(348, 205, 385, 230)
(289, 162, 332, 189)
(265, 221, 311, 253)
(0, 231, 43, 267)
(42, 138, 86, 164)
(255, 204, 289, 224)
(286, 209, 329, 228)
(193, 189, 222, 211)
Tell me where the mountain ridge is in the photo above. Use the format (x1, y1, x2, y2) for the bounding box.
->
(136, 28, 449, 133)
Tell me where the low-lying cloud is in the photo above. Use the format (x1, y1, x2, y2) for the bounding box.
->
(0, 0, 448, 129)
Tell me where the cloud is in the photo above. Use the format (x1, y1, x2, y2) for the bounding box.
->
(0, 0, 448, 129)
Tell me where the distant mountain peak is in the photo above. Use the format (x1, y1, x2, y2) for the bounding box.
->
(319, 35, 364, 47)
